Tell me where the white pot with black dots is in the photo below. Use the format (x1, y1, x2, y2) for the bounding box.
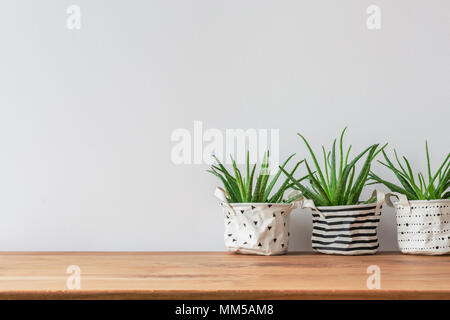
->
(387, 193, 450, 255)
(215, 187, 300, 255)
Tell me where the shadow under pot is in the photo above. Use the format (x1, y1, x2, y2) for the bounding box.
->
(215, 187, 300, 256)
(302, 190, 385, 255)
(387, 193, 450, 255)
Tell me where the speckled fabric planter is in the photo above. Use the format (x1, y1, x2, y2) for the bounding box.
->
(387, 193, 450, 255)
(215, 187, 300, 255)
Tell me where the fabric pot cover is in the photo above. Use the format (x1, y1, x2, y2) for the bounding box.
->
(386, 193, 450, 255)
(215, 187, 300, 255)
(302, 190, 385, 255)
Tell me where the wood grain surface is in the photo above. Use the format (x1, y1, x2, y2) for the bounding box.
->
(0, 252, 449, 299)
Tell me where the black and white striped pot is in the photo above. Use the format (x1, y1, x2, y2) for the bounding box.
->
(215, 187, 300, 255)
(387, 193, 450, 255)
(302, 190, 385, 255)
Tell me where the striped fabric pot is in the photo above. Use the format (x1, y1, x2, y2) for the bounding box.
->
(215, 187, 300, 255)
(302, 190, 385, 255)
(387, 193, 450, 255)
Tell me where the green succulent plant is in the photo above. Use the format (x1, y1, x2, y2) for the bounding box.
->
(280, 128, 387, 206)
(369, 142, 450, 200)
(208, 151, 305, 203)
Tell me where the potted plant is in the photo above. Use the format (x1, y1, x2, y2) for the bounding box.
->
(369, 142, 450, 255)
(280, 128, 387, 255)
(209, 151, 304, 255)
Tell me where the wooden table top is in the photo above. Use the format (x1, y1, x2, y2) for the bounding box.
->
(0, 252, 449, 299)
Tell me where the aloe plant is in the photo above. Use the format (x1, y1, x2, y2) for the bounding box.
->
(369, 142, 450, 200)
(280, 128, 387, 206)
(208, 151, 305, 203)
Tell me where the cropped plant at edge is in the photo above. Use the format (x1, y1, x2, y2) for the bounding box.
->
(369, 142, 450, 200)
(208, 151, 305, 203)
(280, 128, 387, 206)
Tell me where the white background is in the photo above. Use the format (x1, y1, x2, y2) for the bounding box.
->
(0, 0, 448, 251)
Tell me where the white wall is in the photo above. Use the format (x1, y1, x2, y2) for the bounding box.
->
(0, 0, 448, 251)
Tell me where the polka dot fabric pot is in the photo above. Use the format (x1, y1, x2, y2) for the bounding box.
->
(387, 193, 450, 255)
(215, 187, 300, 255)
